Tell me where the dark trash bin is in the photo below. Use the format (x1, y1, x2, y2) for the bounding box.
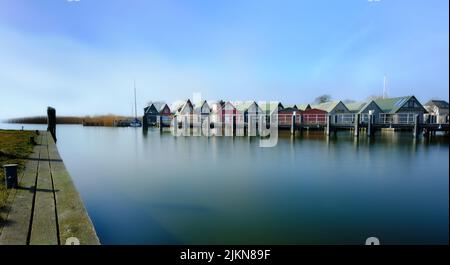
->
(3, 164, 18, 189)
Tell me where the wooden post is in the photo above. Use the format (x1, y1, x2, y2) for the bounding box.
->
(259, 115, 266, 137)
(142, 114, 148, 129)
(205, 116, 211, 137)
(47, 107, 56, 142)
(367, 113, 373, 137)
(222, 113, 226, 136)
(232, 115, 236, 136)
(413, 114, 420, 138)
(172, 116, 177, 135)
(248, 114, 255, 137)
(326, 115, 331, 136)
(256, 113, 259, 134)
(184, 115, 189, 136)
(354, 113, 360, 137)
(159, 115, 163, 131)
(291, 112, 296, 135)
(298, 112, 302, 134)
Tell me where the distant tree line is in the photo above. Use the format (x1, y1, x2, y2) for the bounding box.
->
(313, 94, 386, 104)
(6, 115, 135, 126)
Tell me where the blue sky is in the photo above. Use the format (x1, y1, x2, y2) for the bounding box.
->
(0, 0, 448, 118)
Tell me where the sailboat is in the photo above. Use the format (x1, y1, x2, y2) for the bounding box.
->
(129, 81, 142, 127)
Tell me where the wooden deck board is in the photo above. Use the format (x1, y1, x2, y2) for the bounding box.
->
(1, 131, 99, 245)
(29, 134, 58, 245)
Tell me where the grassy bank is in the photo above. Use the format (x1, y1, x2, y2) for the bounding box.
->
(0, 130, 36, 209)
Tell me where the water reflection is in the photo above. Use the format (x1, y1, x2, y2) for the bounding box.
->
(0, 123, 448, 244)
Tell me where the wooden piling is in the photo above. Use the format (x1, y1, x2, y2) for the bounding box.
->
(367, 113, 373, 137)
(159, 115, 163, 131)
(183, 115, 189, 136)
(172, 117, 177, 135)
(354, 114, 360, 137)
(298, 113, 302, 134)
(232, 115, 236, 136)
(326, 115, 331, 136)
(291, 113, 296, 135)
(205, 116, 211, 137)
(142, 115, 148, 128)
(413, 114, 420, 138)
(47, 107, 56, 142)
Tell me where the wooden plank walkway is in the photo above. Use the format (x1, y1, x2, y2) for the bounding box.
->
(0, 131, 99, 245)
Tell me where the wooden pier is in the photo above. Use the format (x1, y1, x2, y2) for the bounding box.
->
(0, 131, 99, 245)
(153, 113, 449, 138)
(279, 113, 449, 138)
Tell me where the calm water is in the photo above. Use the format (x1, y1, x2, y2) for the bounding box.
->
(1, 123, 449, 244)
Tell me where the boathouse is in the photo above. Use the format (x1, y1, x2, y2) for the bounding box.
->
(424, 100, 449, 124)
(144, 102, 171, 126)
(172, 99, 194, 123)
(209, 100, 225, 123)
(222, 101, 238, 124)
(194, 100, 211, 123)
(374, 96, 427, 124)
(301, 108, 327, 125)
(234, 101, 263, 124)
(346, 100, 383, 124)
(258, 101, 284, 123)
(278, 105, 300, 126)
(312, 101, 351, 124)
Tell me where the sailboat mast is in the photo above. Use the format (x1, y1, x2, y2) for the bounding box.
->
(134, 80, 137, 120)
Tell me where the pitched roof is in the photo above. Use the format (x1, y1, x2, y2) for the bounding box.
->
(233, 101, 256, 112)
(146, 101, 166, 111)
(170, 100, 185, 113)
(193, 100, 210, 112)
(374, 96, 426, 113)
(295, 104, 311, 111)
(345, 102, 366, 112)
(145, 102, 168, 114)
(207, 100, 225, 107)
(171, 99, 193, 114)
(222, 101, 236, 110)
(257, 101, 284, 114)
(156, 103, 168, 112)
(424, 100, 449, 109)
(311, 101, 344, 113)
(283, 104, 298, 109)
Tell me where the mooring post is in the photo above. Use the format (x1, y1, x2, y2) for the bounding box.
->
(232, 115, 236, 136)
(326, 114, 331, 136)
(255, 114, 259, 136)
(172, 117, 177, 135)
(159, 115, 163, 131)
(47, 106, 56, 142)
(248, 114, 255, 137)
(291, 112, 296, 135)
(413, 114, 420, 138)
(183, 115, 190, 136)
(142, 114, 148, 129)
(298, 112, 302, 134)
(204, 116, 210, 137)
(354, 114, 360, 137)
(222, 115, 226, 136)
(367, 111, 373, 138)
